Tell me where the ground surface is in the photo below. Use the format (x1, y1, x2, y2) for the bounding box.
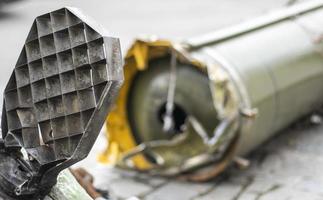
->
(91, 118, 323, 200)
(1, 0, 323, 200)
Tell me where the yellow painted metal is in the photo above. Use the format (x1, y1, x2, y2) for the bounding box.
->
(99, 39, 180, 170)
(99, 39, 205, 170)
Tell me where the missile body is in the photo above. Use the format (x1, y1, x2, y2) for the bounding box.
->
(103, 0, 323, 180)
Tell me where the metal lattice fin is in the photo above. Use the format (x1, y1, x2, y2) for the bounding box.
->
(0, 7, 123, 198)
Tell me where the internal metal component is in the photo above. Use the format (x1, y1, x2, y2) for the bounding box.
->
(162, 50, 178, 133)
(0, 7, 123, 199)
(125, 56, 221, 171)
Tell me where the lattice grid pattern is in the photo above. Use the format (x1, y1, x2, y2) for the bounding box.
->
(2, 7, 121, 162)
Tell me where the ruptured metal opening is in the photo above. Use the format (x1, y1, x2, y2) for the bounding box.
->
(127, 56, 219, 146)
(158, 102, 187, 134)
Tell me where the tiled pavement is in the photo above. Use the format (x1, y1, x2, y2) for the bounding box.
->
(80, 114, 323, 200)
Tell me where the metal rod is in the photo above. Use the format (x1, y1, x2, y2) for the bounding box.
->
(186, 0, 323, 49)
(163, 49, 177, 133)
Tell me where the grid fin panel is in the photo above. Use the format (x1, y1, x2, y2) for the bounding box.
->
(2, 7, 123, 177)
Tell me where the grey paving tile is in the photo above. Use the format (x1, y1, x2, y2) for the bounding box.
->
(195, 183, 242, 200)
(259, 186, 323, 200)
(109, 178, 153, 199)
(144, 181, 213, 200)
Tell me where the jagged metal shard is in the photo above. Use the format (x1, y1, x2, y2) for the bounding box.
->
(0, 7, 123, 199)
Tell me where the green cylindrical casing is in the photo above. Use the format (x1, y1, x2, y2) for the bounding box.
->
(188, 4, 323, 156)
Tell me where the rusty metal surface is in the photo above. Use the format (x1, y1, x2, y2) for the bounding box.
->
(0, 7, 123, 199)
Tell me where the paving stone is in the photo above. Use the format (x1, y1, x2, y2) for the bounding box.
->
(259, 186, 323, 200)
(146, 177, 168, 187)
(93, 167, 123, 190)
(245, 181, 281, 195)
(115, 170, 168, 188)
(108, 178, 153, 199)
(195, 183, 242, 200)
(144, 181, 213, 200)
(292, 178, 323, 195)
(236, 193, 258, 200)
(132, 174, 167, 187)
